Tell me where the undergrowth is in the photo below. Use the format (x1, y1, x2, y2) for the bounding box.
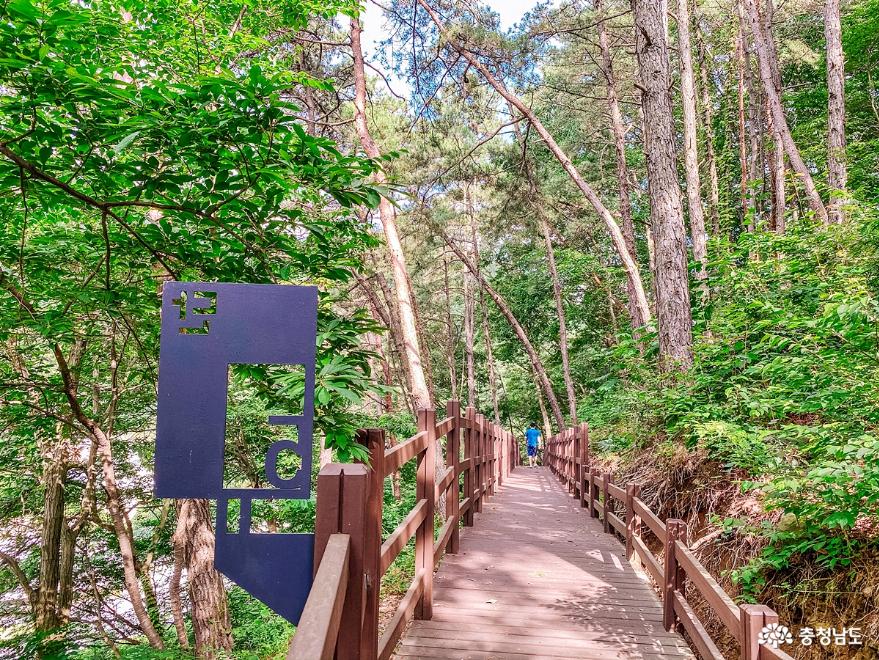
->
(585, 216, 879, 649)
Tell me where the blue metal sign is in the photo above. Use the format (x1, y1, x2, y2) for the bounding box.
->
(155, 282, 318, 624)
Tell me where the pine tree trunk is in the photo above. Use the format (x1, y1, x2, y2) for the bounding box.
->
(761, 0, 787, 233)
(351, 17, 432, 410)
(737, 23, 750, 228)
(676, 0, 709, 290)
(35, 442, 66, 631)
(596, 0, 647, 329)
(416, 0, 652, 329)
(825, 0, 847, 223)
(443, 235, 566, 429)
(443, 257, 458, 402)
(632, 0, 694, 370)
(744, 37, 764, 231)
(479, 292, 502, 425)
(92, 424, 164, 647)
(695, 17, 721, 234)
(464, 275, 477, 408)
(176, 499, 233, 657)
(540, 217, 576, 422)
(742, 0, 829, 223)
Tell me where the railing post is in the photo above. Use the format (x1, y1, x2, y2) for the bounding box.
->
(355, 429, 384, 659)
(512, 431, 517, 470)
(586, 467, 598, 518)
(663, 519, 687, 632)
(602, 472, 612, 534)
(314, 464, 371, 659)
(582, 422, 590, 470)
(625, 483, 641, 566)
(446, 401, 461, 554)
(488, 420, 496, 497)
(475, 413, 484, 513)
(463, 406, 475, 527)
(415, 409, 436, 620)
(573, 425, 581, 501)
(741, 604, 779, 660)
(579, 424, 588, 508)
(564, 429, 574, 493)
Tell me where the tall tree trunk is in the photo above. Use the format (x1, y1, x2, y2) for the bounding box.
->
(736, 22, 751, 228)
(696, 17, 721, 234)
(825, 0, 847, 224)
(169, 509, 190, 649)
(742, 0, 829, 223)
(479, 292, 502, 425)
(761, 0, 787, 233)
(596, 0, 647, 329)
(442, 235, 566, 429)
(176, 499, 233, 657)
(443, 257, 458, 402)
(366, 269, 414, 409)
(539, 216, 576, 422)
(416, 0, 652, 329)
(464, 275, 477, 408)
(351, 17, 432, 410)
(745, 36, 764, 231)
(633, 0, 694, 370)
(35, 443, 66, 631)
(676, 0, 709, 289)
(88, 424, 164, 646)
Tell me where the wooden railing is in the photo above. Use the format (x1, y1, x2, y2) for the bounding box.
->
(546, 426, 795, 660)
(289, 401, 517, 660)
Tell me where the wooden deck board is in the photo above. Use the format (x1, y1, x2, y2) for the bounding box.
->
(394, 466, 694, 659)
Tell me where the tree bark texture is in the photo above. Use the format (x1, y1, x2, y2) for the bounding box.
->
(464, 274, 477, 408)
(416, 0, 652, 329)
(443, 257, 458, 402)
(596, 0, 647, 329)
(351, 17, 432, 410)
(742, 0, 829, 223)
(632, 0, 694, 369)
(736, 23, 751, 227)
(676, 0, 709, 288)
(480, 291, 502, 425)
(825, 0, 847, 223)
(695, 17, 721, 234)
(762, 0, 787, 233)
(175, 499, 234, 657)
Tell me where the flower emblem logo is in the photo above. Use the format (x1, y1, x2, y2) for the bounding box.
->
(758, 623, 794, 648)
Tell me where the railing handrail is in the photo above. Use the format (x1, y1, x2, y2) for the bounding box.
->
(286, 533, 350, 660)
(290, 400, 518, 660)
(545, 428, 795, 660)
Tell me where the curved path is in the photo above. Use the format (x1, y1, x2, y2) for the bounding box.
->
(395, 466, 694, 659)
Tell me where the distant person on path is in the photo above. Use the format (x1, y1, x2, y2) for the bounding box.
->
(525, 423, 542, 467)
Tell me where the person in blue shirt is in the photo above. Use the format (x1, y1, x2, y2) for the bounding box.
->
(525, 423, 542, 467)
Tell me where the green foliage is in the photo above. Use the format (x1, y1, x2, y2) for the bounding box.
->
(0, 0, 385, 652)
(228, 587, 295, 658)
(582, 217, 879, 588)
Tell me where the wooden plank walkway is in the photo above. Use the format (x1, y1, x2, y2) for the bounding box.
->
(395, 466, 694, 659)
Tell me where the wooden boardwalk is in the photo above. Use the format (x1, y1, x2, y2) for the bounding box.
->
(395, 466, 694, 659)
